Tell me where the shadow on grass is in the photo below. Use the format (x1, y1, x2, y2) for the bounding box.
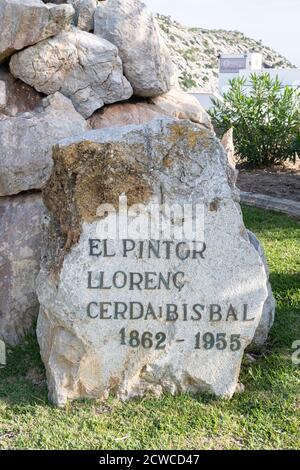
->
(270, 272, 300, 292)
(268, 272, 300, 350)
(0, 331, 49, 407)
(242, 204, 300, 236)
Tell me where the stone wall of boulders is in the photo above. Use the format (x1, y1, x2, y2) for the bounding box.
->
(0, 0, 212, 346)
(0, 0, 274, 348)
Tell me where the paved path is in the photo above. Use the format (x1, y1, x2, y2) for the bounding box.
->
(240, 192, 300, 218)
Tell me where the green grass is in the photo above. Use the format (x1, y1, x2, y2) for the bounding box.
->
(0, 207, 299, 450)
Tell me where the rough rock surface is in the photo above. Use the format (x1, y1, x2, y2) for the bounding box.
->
(221, 128, 236, 171)
(221, 128, 239, 197)
(88, 102, 165, 129)
(10, 28, 133, 118)
(37, 118, 270, 406)
(0, 92, 89, 196)
(67, 0, 97, 31)
(0, 0, 75, 63)
(43, 0, 67, 3)
(0, 193, 47, 346)
(94, 0, 176, 97)
(247, 231, 276, 348)
(88, 90, 211, 130)
(0, 81, 6, 110)
(149, 88, 212, 128)
(0, 63, 43, 117)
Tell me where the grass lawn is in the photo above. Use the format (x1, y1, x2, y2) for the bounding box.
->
(0, 206, 299, 450)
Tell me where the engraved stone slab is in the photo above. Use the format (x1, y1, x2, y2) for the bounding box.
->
(36, 118, 271, 406)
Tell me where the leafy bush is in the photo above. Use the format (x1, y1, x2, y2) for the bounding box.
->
(179, 72, 197, 90)
(182, 47, 198, 62)
(209, 73, 300, 167)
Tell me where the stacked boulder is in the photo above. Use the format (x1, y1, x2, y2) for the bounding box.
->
(0, 0, 274, 351)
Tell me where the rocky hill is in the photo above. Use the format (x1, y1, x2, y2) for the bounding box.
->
(156, 14, 295, 92)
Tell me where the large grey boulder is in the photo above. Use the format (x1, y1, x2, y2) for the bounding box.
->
(88, 90, 211, 130)
(0, 92, 89, 196)
(149, 88, 212, 129)
(0, 193, 47, 346)
(10, 28, 133, 118)
(94, 0, 176, 97)
(37, 118, 270, 406)
(88, 102, 165, 129)
(0, 0, 75, 63)
(67, 0, 97, 31)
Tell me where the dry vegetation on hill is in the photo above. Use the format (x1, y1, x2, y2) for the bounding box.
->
(156, 14, 294, 92)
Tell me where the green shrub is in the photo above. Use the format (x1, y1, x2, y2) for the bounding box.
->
(209, 73, 300, 167)
(182, 47, 198, 62)
(179, 72, 197, 90)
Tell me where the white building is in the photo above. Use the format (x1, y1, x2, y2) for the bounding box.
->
(219, 52, 300, 94)
(191, 91, 223, 111)
(189, 52, 300, 111)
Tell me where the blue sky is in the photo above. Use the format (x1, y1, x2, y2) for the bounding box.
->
(144, 0, 299, 67)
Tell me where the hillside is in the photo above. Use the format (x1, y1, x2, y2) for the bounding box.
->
(156, 14, 295, 92)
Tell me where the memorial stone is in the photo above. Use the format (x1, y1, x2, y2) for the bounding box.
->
(37, 118, 269, 406)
